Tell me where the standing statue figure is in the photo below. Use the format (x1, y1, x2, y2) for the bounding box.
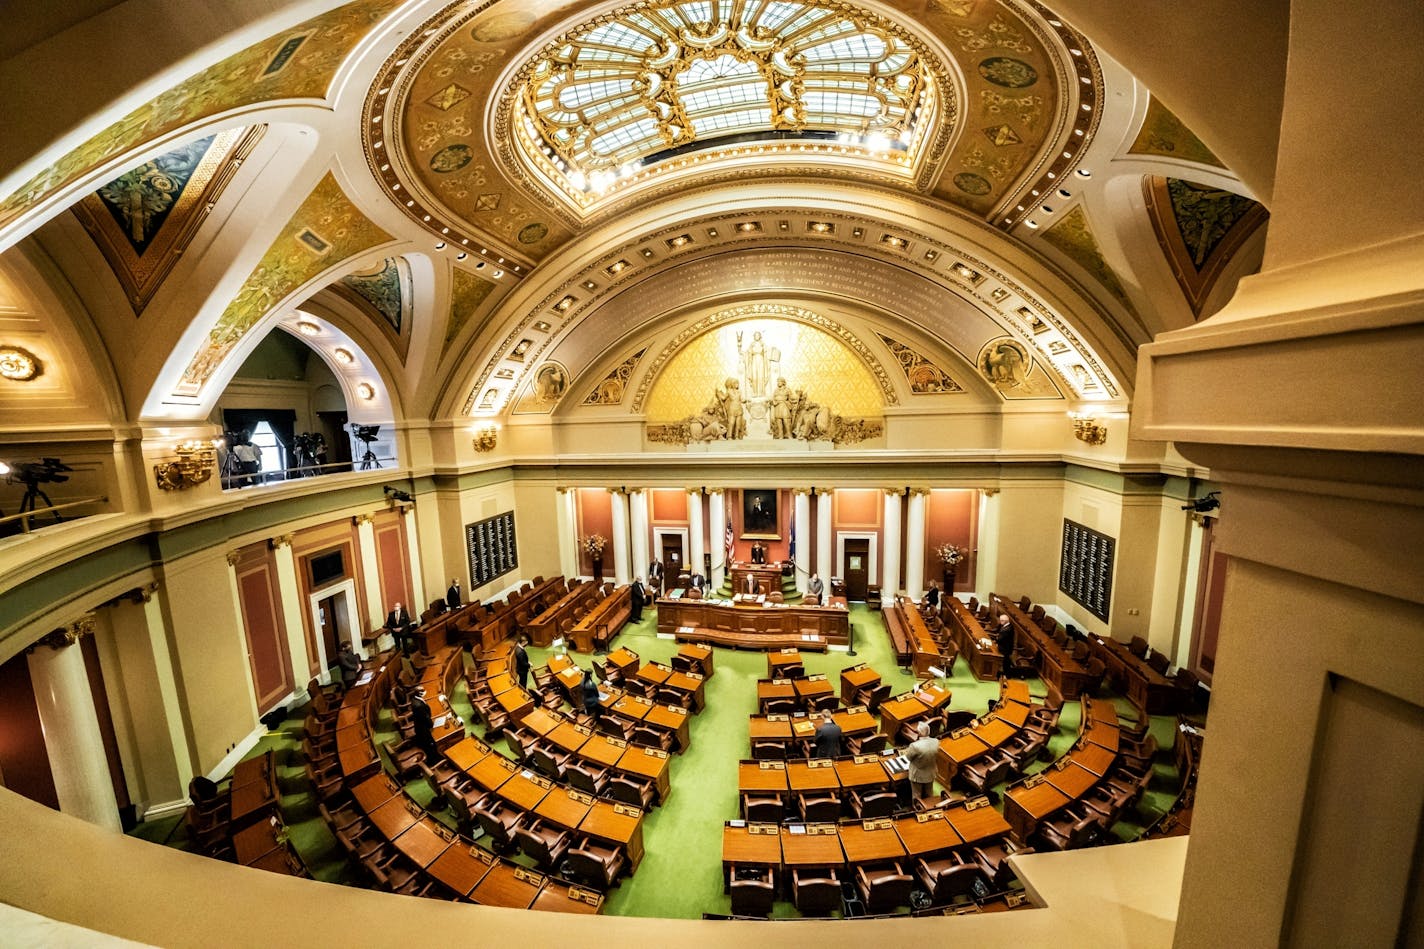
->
(739, 330, 770, 399)
(770, 378, 792, 438)
(720, 377, 746, 439)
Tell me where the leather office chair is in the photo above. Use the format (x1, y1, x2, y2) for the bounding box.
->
(513, 817, 571, 870)
(810, 693, 840, 713)
(797, 793, 842, 823)
(503, 726, 534, 762)
(526, 746, 570, 781)
(187, 776, 230, 820)
(382, 737, 425, 778)
(686, 587, 703, 600)
(669, 653, 695, 675)
(1036, 806, 1104, 851)
(763, 697, 798, 715)
(318, 800, 365, 835)
(966, 596, 979, 613)
(1118, 734, 1159, 775)
(305, 760, 344, 802)
(793, 868, 843, 916)
(532, 665, 555, 691)
(960, 752, 1015, 794)
(802, 593, 821, 606)
(778, 662, 805, 680)
(595, 715, 634, 742)
(565, 761, 611, 797)
(631, 724, 676, 753)
(606, 774, 656, 811)
(564, 835, 627, 890)
(915, 853, 984, 904)
(741, 793, 785, 824)
(751, 739, 787, 761)
(417, 758, 463, 799)
(655, 686, 691, 709)
(846, 733, 887, 756)
(1146, 650, 1171, 675)
(440, 785, 479, 836)
(973, 842, 1033, 891)
(334, 824, 385, 863)
(729, 866, 776, 917)
(1017, 596, 1031, 611)
(856, 861, 914, 913)
(1128, 635, 1149, 658)
(849, 789, 898, 819)
(472, 794, 524, 852)
(1002, 732, 1049, 770)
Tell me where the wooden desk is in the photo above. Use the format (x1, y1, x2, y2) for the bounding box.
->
(634, 662, 671, 687)
(1003, 779, 1072, 841)
(232, 816, 285, 865)
(993, 700, 1031, 727)
(229, 749, 279, 828)
(937, 731, 992, 784)
(794, 676, 835, 708)
(767, 651, 805, 678)
(675, 642, 714, 677)
(729, 563, 786, 596)
(606, 647, 640, 677)
(757, 679, 797, 712)
(1092, 634, 1177, 714)
(748, 716, 794, 741)
(368, 797, 419, 839)
(942, 597, 1002, 680)
(660, 598, 848, 649)
(739, 760, 790, 795)
(786, 759, 840, 794)
(834, 756, 894, 792)
(831, 708, 880, 737)
(942, 800, 1014, 846)
(470, 861, 542, 908)
(352, 773, 401, 813)
(879, 684, 952, 735)
(840, 665, 881, 705)
(546, 721, 592, 755)
(608, 692, 652, 722)
(893, 811, 964, 859)
(395, 818, 455, 868)
(1073, 741, 1117, 776)
(722, 823, 783, 882)
(468, 753, 518, 792)
(531, 882, 604, 914)
(535, 787, 593, 830)
(642, 704, 691, 751)
(1044, 760, 1100, 798)
(838, 819, 907, 864)
(779, 825, 845, 867)
(499, 770, 553, 811)
(992, 594, 1095, 699)
(581, 800, 645, 866)
(428, 844, 493, 898)
(446, 736, 492, 772)
(615, 746, 671, 802)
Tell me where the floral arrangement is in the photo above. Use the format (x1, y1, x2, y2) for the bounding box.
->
(935, 542, 966, 566)
(582, 534, 607, 557)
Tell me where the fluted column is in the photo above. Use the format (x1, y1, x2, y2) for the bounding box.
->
(556, 487, 578, 578)
(353, 513, 384, 627)
(629, 488, 650, 582)
(975, 488, 1000, 600)
(270, 535, 315, 674)
(27, 618, 121, 831)
(905, 488, 929, 601)
(687, 489, 706, 582)
(793, 488, 812, 593)
(401, 505, 427, 615)
(815, 487, 835, 581)
(881, 488, 904, 606)
(707, 489, 726, 588)
(609, 488, 631, 585)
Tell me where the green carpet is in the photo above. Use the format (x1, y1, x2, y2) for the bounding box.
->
(127, 602, 1184, 918)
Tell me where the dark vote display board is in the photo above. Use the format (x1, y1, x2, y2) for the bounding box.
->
(1059, 519, 1115, 621)
(466, 511, 518, 589)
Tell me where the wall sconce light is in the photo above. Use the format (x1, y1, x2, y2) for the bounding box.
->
(472, 424, 498, 453)
(1069, 412, 1108, 445)
(0, 345, 43, 381)
(154, 440, 217, 491)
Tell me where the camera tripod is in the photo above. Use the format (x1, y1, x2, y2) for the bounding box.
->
(355, 440, 381, 470)
(220, 449, 241, 488)
(17, 480, 63, 523)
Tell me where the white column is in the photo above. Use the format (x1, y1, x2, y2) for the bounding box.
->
(707, 489, 726, 589)
(402, 506, 427, 612)
(687, 489, 706, 583)
(881, 488, 903, 606)
(793, 488, 812, 593)
(556, 487, 578, 578)
(609, 489, 631, 585)
(354, 513, 385, 628)
(975, 489, 1000, 601)
(270, 536, 315, 677)
(27, 618, 121, 832)
(816, 487, 834, 580)
(629, 488, 650, 582)
(905, 488, 929, 601)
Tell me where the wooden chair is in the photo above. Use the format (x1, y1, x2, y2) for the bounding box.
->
(729, 866, 776, 917)
(742, 793, 785, 824)
(793, 868, 843, 916)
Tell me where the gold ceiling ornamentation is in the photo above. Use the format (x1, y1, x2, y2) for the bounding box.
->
(1129, 96, 1225, 168)
(583, 348, 646, 405)
(634, 303, 897, 412)
(877, 333, 965, 393)
(1040, 204, 1139, 319)
(0, 0, 401, 233)
(977, 336, 1062, 399)
(176, 173, 392, 395)
(444, 267, 498, 355)
(501, 0, 944, 215)
(0, 344, 43, 381)
(1143, 175, 1267, 318)
(513, 361, 570, 414)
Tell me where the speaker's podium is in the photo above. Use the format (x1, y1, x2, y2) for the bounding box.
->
(729, 562, 784, 596)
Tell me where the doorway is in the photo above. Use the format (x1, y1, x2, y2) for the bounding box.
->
(309, 579, 359, 680)
(843, 538, 870, 601)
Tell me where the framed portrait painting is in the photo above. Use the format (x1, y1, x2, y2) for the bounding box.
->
(741, 489, 779, 539)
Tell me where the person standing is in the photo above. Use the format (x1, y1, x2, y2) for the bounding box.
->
(742, 572, 759, 596)
(629, 576, 647, 622)
(446, 579, 462, 611)
(336, 641, 361, 688)
(813, 711, 843, 759)
(581, 668, 602, 723)
(513, 635, 531, 690)
(995, 614, 1016, 674)
(648, 558, 663, 593)
(689, 572, 706, 590)
(385, 602, 414, 657)
(903, 720, 940, 800)
(925, 580, 941, 611)
(410, 688, 438, 763)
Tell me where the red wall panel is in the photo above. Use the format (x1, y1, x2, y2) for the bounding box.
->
(0, 651, 58, 809)
(925, 489, 979, 593)
(374, 517, 412, 612)
(236, 556, 294, 714)
(650, 488, 688, 523)
(576, 488, 614, 574)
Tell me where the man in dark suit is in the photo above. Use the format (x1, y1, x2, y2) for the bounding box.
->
(742, 572, 759, 596)
(648, 558, 663, 596)
(995, 614, 1016, 674)
(924, 580, 940, 610)
(385, 602, 414, 657)
(513, 635, 531, 690)
(581, 668, 602, 723)
(630, 576, 646, 622)
(813, 711, 843, 759)
(688, 572, 706, 590)
(446, 579, 462, 611)
(410, 687, 438, 763)
(336, 641, 361, 688)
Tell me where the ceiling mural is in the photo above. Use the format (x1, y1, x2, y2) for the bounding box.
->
(582, 348, 646, 406)
(443, 266, 497, 354)
(176, 172, 392, 395)
(0, 0, 401, 233)
(1144, 175, 1267, 316)
(1128, 96, 1225, 168)
(364, 0, 1089, 257)
(877, 333, 965, 394)
(1040, 204, 1138, 317)
(72, 126, 262, 314)
(337, 256, 409, 334)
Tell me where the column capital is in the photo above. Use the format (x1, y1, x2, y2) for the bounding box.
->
(706, 487, 724, 497)
(792, 487, 814, 496)
(608, 486, 627, 496)
(909, 486, 932, 497)
(557, 485, 570, 495)
(270, 533, 294, 549)
(353, 512, 376, 526)
(981, 487, 1000, 497)
(100, 582, 160, 610)
(225, 549, 242, 567)
(884, 487, 906, 497)
(29, 615, 96, 652)
(686, 487, 703, 497)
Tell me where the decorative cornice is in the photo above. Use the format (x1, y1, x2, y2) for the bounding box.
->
(981, 487, 1001, 497)
(101, 582, 160, 609)
(30, 615, 96, 652)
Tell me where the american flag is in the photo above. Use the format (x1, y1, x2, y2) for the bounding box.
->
(725, 517, 734, 566)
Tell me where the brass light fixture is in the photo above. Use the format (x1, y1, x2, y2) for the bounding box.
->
(154, 440, 218, 491)
(1070, 412, 1108, 445)
(472, 424, 498, 452)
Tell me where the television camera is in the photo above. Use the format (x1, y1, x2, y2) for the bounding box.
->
(1181, 491, 1221, 514)
(292, 431, 327, 476)
(350, 424, 381, 470)
(5, 457, 75, 523)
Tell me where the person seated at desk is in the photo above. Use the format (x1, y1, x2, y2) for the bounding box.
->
(336, 641, 361, 689)
(813, 711, 843, 759)
(688, 572, 706, 590)
(806, 573, 824, 601)
(742, 572, 760, 596)
(924, 580, 940, 611)
(750, 542, 766, 565)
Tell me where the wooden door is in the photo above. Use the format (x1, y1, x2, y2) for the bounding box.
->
(661, 535, 684, 572)
(843, 538, 870, 601)
(318, 593, 342, 670)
